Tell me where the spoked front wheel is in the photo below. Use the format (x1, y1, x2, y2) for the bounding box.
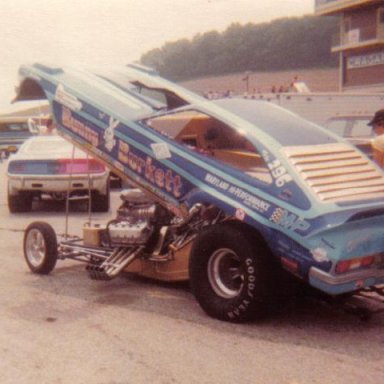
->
(23, 221, 58, 274)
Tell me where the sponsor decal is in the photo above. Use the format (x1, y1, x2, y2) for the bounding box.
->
(269, 207, 309, 233)
(205, 173, 230, 191)
(103, 116, 119, 152)
(228, 185, 270, 213)
(55, 84, 82, 111)
(151, 142, 171, 160)
(118, 139, 182, 198)
(204, 173, 271, 214)
(62, 107, 99, 147)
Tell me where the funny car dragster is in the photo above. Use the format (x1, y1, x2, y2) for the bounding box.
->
(16, 62, 384, 322)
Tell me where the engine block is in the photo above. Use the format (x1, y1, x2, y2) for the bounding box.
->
(107, 189, 157, 246)
(108, 219, 153, 245)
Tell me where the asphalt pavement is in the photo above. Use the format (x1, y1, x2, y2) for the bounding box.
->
(0, 160, 383, 384)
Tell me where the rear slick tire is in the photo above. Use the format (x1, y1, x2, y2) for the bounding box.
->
(23, 221, 58, 274)
(189, 223, 274, 323)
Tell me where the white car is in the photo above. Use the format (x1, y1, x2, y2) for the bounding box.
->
(7, 135, 110, 213)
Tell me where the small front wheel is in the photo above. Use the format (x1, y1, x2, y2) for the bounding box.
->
(23, 222, 58, 274)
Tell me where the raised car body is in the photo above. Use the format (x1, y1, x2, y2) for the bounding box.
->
(7, 135, 110, 212)
(17, 63, 384, 322)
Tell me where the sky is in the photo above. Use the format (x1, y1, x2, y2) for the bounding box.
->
(0, 0, 314, 113)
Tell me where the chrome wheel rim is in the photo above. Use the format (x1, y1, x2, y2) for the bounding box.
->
(207, 248, 244, 299)
(25, 229, 46, 267)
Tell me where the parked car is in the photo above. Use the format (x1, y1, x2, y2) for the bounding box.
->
(325, 114, 373, 157)
(7, 135, 110, 213)
(0, 116, 34, 157)
(16, 63, 384, 322)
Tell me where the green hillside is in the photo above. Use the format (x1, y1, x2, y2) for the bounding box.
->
(140, 15, 338, 81)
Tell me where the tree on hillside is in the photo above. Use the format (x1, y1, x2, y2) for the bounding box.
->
(140, 15, 338, 81)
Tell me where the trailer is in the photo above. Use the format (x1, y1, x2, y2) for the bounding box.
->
(251, 92, 384, 127)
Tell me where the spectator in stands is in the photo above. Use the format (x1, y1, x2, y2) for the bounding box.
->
(289, 75, 299, 91)
(369, 109, 384, 167)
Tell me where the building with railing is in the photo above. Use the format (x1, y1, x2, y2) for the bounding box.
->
(315, 0, 384, 92)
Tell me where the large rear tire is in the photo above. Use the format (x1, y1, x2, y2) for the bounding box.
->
(23, 222, 58, 274)
(189, 223, 275, 322)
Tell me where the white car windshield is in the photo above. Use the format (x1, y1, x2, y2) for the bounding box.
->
(26, 139, 70, 153)
(19, 137, 81, 156)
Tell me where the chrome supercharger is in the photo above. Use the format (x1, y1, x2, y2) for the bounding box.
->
(105, 188, 161, 246)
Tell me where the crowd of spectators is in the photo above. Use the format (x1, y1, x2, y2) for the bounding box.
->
(202, 76, 301, 100)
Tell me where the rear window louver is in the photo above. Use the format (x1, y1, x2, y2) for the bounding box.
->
(283, 143, 384, 203)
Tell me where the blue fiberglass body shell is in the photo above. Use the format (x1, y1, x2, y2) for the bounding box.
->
(15, 63, 384, 294)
